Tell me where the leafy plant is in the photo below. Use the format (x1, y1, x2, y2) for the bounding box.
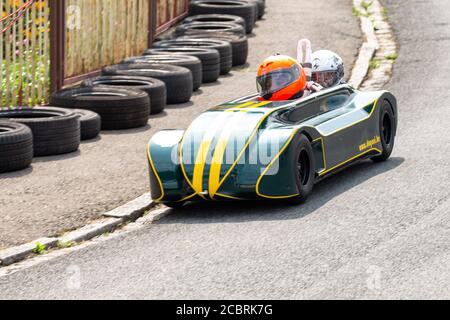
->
(33, 242, 47, 255)
(369, 58, 381, 71)
(385, 53, 399, 61)
(57, 240, 75, 249)
(352, 6, 369, 17)
(361, 1, 373, 11)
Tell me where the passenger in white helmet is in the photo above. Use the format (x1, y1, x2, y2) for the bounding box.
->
(311, 50, 345, 88)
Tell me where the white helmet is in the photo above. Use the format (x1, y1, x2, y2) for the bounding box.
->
(311, 50, 344, 88)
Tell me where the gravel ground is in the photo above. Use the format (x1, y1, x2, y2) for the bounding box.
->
(0, 0, 361, 249)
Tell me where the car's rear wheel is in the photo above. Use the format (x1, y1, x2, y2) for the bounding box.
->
(371, 100, 396, 163)
(287, 134, 315, 205)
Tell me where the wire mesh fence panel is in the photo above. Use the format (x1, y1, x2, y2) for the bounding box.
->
(1, 0, 50, 107)
(64, 0, 150, 80)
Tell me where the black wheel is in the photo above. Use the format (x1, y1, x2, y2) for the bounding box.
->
(0, 121, 33, 173)
(0, 107, 81, 157)
(102, 64, 193, 104)
(189, 0, 257, 33)
(51, 86, 150, 130)
(175, 21, 246, 37)
(371, 100, 396, 163)
(144, 48, 220, 83)
(83, 75, 166, 115)
(71, 109, 101, 141)
(122, 55, 203, 91)
(153, 39, 233, 75)
(178, 33, 248, 66)
(287, 134, 315, 205)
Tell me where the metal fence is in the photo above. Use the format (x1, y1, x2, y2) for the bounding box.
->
(1, 0, 189, 107)
(64, 0, 151, 83)
(1, 0, 50, 107)
(156, 0, 189, 33)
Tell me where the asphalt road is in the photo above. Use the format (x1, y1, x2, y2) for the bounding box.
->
(0, 0, 360, 249)
(1, 0, 450, 299)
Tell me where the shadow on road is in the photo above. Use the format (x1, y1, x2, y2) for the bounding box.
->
(32, 150, 82, 164)
(158, 157, 405, 225)
(0, 166, 34, 179)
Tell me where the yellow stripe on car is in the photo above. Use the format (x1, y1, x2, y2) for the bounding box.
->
(209, 113, 247, 198)
(192, 114, 230, 194)
(226, 101, 271, 112)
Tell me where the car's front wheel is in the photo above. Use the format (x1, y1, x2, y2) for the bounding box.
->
(287, 134, 315, 205)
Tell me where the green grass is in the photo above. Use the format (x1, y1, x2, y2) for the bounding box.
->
(381, 7, 389, 21)
(33, 242, 47, 255)
(352, 6, 369, 17)
(57, 240, 75, 249)
(1, 50, 50, 107)
(361, 1, 374, 11)
(369, 58, 381, 71)
(385, 53, 399, 61)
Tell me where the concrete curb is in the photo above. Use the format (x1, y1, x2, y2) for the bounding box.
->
(58, 218, 124, 245)
(0, 238, 58, 267)
(0, 1, 397, 269)
(350, 0, 398, 90)
(0, 195, 156, 267)
(103, 193, 155, 221)
(348, 0, 379, 89)
(359, 0, 398, 90)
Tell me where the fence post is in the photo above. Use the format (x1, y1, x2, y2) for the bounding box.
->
(49, 0, 65, 93)
(148, 0, 157, 47)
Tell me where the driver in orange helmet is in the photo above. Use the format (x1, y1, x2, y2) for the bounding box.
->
(256, 54, 320, 101)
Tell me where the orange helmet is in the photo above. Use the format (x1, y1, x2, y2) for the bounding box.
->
(257, 55, 307, 101)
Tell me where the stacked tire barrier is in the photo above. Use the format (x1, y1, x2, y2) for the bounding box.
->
(0, 0, 267, 174)
(0, 122, 33, 173)
(102, 64, 193, 104)
(121, 55, 203, 91)
(0, 107, 81, 157)
(51, 87, 151, 130)
(152, 39, 233, 75)
(83, 76, 167, 114)
(188, 0, 258, 34)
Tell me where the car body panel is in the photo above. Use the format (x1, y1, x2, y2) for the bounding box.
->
(147, 84, 397, 203)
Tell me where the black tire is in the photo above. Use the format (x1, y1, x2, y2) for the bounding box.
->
(256, 0, 265, 19)
(178, 33, 248, 66)
(102, 64, 193, 104)
(0, 121, 33, 173)
(83, 75, 167, 114)
(189, 0, 257, 33)
(71, 109, 101, 141)
(287, 134, 315, 205)
(51, 86, 150, 130)
(247, 0, 265, 20)
(144, 48, 220, 83)
(0, 107, 80, 157)
(371, 100, 397, 163)
(183, 14, 246, 30)
(122, 55, 202, 91)
(175, 21, 246, 37)
(153, 39, 233, 75)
